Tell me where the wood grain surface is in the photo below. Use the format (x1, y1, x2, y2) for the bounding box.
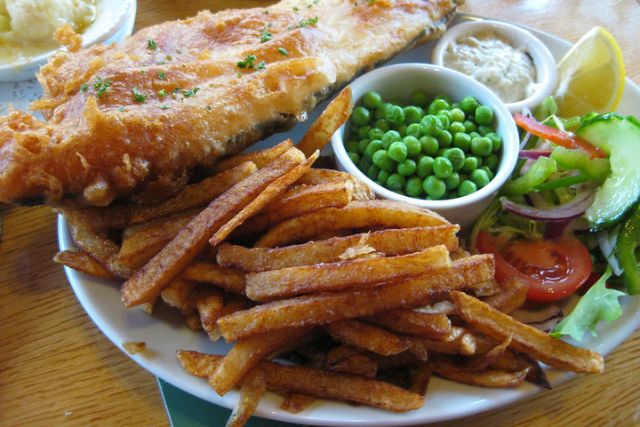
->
(1, 1, 639, 426)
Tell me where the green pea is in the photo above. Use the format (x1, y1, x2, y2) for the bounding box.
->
(478, 125, 493, 136)
(419, 136, 439, 156)
(417, 156, 434, 178)
(377, 169, 391, 185)
(450, 107, 465, 123)
(460, 96, 479, 114)
(382, 130, 402, 146)
(403, 106, 423, 124)
(469, 131, 480, 140)
(368, 128, 385, 141)
(445, 172, 460, 190)
(375, 103, 391, 119)
(437, 147, 448, 157)
(433, 156, 453, 179)
(397, 159, 417, 176)
(423, 176, 446, 199)
(397, 125, 408, 137)
(449, 121, 466, 135)
(362, 91, 383, 109)
(348, 151, 360, 164)
(471, 168, 490, 188)
(482, 166, 495, 180)
(358, 125, 371, 140)
(475, 105, 494, 125)
(463, 156, 480, 173)
(405, 176, 424, 197)
(437, 112, 451, 129)
(385, 105, 405, 126)
(345, 140, 359, 152)
(388, 141, 408, 162)
(372, 150, 395, 172)
(453, 132, 471, 151)
(484, 154, 500, 170)
(359, 155, 373, 171)
(357, 139, 370, 153)
(364, 140, 383, 159)
(403, 136, 421, 158)
(458, 180, 477, 197)
(437, 130, 453, 147)
(410, 90, 429, 106)
(387, 173, 406, 192)
(420, 115, 442, 136)
(351, 106, 371, 125)
(488, 133, 502, 153)
(444, 147, 466, 171)
(471, 136, 493, 157)
(367, 164, 381, 180)
(428, 98, 449, 114)
(406, 123, 422, 138)
(464, 120, 477, 133)
(374, 119, 390, 133)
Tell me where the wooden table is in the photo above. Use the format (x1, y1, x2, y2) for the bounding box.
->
(1, 1, 639, 426)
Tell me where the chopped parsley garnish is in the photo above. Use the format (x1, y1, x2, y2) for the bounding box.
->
(237, 54, 258, 69)
(118, 107, 126, 112)
(166, 55, 173, 61)
(132, 87, 147, 103)
(80, 83, 88, 92)
(93, 77, 111, 98)
(147, 39, 157, 50)
(259, 28, 272, 43)
(157, 89, 167, 97)
(293, 6, 299, 11)
(157, 71, 166, 80)
(277, 47, 289, 56)
(206, 105, 212, 111)
(256, 61, 266, 70)
(298, 16, 319, 27)
(176, 49, 183, 54)
(172, 87, 182, 94)
(160, 105, 171, 110)
(182, 88, 200, 98)
(236, 72, 242, 78)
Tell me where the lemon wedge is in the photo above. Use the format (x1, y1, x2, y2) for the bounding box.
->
(554, 26, 626, 117)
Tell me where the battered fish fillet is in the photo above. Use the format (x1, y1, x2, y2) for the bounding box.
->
(0, 0, 459, 206)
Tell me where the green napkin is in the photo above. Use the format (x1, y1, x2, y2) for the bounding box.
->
(158, 378, 303, 427)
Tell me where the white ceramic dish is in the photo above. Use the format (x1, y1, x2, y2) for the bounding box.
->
(431, 19, 557, 114)
(330, 63, 519, 228)
(57, 14, 640, 427)
(0, 0, 135, 82)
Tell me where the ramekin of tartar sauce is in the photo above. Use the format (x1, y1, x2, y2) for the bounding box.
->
(431, 20, 557, 114)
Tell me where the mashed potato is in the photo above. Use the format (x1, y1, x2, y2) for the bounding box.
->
(0, 0, 96, 64)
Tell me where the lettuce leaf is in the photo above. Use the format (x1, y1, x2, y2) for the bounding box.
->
(551, 266, 626, 342)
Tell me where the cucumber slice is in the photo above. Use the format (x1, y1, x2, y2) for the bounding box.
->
(577, 114, 640, 230)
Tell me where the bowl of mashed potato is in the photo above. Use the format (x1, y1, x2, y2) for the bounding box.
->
(0, 0, 135, 82)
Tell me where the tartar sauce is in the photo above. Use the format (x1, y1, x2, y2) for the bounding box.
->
(443, 31, 537, 103)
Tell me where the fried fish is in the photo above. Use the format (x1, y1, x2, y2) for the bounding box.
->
(0, 0, 459, 206)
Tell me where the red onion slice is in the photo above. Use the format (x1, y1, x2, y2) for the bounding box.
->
(500, 190, 596, 222)
(519, 150, 552, 159)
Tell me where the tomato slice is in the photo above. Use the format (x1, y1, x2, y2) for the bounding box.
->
(476, 231, 592, 303)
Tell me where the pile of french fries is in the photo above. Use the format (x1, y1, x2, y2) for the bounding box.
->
(54, 89, 604, 427)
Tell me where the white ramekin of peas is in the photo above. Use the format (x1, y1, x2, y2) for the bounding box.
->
(331, 63, 519, 227)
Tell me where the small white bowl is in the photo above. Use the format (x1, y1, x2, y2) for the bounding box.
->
(431, 20, 557, 114)
(331, 63, 519, 228)
(0, 0, 136, 82)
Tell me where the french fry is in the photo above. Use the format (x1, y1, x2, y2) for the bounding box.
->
(255, 200, 450, 248)
(326, 320, 411, 356)
(210, 327, 310, 396)
(178, 351, 424, 412)
(460, 336, 512, 371)
(419, 326, 477, 356)
(53, 250, 116, 279)
(408, 363, 432, 396)
(407, 340, 429, 362)
(218, 225, 459, 272)
(225, 368, 267, 427)
(482, 278, 529, 314)
(209, 151, 319, 247)
(326, 345, 362, 365)
(236, 181, 353, 235)
(120, 146, 305, 307)
(432, 358, 530, 388)
(367, 309, 452, 340)
(185, 313, 203, 332)
(74, 162, 258, 230)
(246, 245, 451, 301)
(218, 255, 494, 341)
(160, 277, 199, 314)
(451, 291, 604, 374)
(214, 140, 294, 172)
(194, 287, 225, 338)
(297, 87, 353, 156)
(297, 168, 352, 185)
(328, 354, 378, 379)
(491, 350, 552, 389)
(118, 210, 196, 269)
(280, 394, 315, 413)
(467, 279, 502, 297)
(181, 262, 246, 295)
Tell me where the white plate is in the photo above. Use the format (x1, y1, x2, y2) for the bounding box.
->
(57, 13, 640, 426)
(0, 0, 136, 82)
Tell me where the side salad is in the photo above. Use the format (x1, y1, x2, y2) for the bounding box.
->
(471, 96, 639, 342)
